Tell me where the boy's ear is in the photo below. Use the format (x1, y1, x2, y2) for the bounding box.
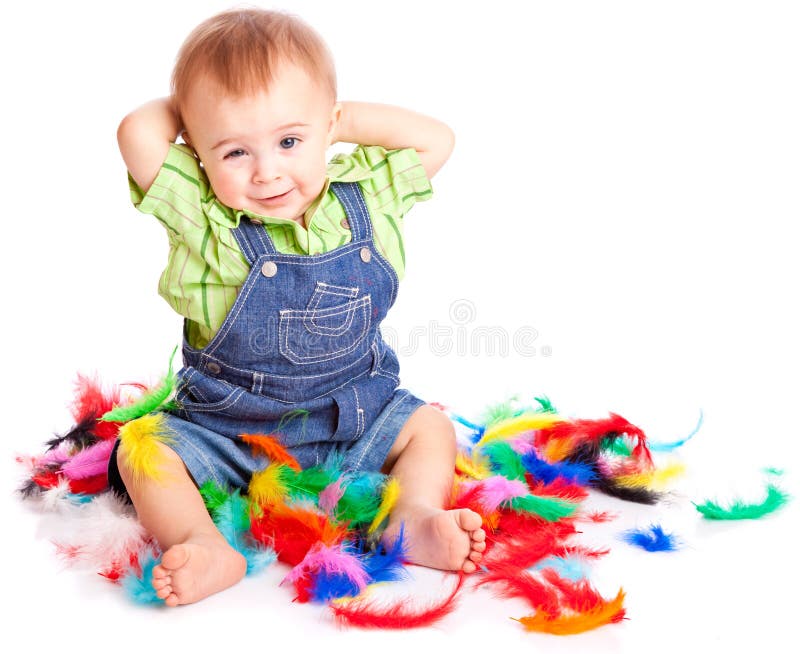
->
(327, 102, 342, 146)
(181, 130, 201, 159)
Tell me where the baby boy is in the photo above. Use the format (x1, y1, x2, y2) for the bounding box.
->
(114, 8, 485, 606)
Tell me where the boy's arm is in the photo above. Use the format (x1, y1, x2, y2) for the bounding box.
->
(333, 101, 455, 179)
(117, 97, 182, 193)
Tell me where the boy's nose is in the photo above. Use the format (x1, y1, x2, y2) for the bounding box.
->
(253, 157, 281, 183)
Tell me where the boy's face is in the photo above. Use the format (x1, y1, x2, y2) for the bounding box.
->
(181, 63, 340, 224)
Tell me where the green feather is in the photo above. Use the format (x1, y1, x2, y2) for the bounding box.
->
(509, 494, 578, 522)
(533, 396, 557, 414)
(482, 441, 527, 481)
(100, 346, 178, 422)
(694, 483, 790, 520)
(291, 466, 341, 499)
(199, 480, 231, 512)
(480, 397, 522, 427)
(603, 438, 633, 456)
(336, 472, 386, 526)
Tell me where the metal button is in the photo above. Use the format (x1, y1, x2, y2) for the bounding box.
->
(340, 218, 350, 230)
(261, 261, 278, 277)
(360, 247, 372, 263)
(207, 362, 221, 375)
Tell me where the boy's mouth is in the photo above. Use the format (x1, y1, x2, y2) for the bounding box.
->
(256, 189, 293, 205)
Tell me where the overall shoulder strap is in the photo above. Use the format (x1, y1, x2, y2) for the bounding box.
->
(329, 181, 372, 242)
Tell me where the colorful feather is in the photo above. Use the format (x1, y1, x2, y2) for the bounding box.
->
(649, 410, 703, 452)
(116, 413, 176, 482)
(622, 524, 681, 552)
(319, 479, 346, 514)
(694, 483, 790, 520)
(240, 433, 301, 472)
(477, 413, 564, 447)
(248, 463, 292, 508)
(330, 573, 465, 629)
(122, 550, 164, 605)
(458, 476, 528, 513)
(100, 347, 178, 423)
(61, 439, 116, 480)
(367, 477, 401, 534)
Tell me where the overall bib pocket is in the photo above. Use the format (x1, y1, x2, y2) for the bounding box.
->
(279, 285, 372, 364)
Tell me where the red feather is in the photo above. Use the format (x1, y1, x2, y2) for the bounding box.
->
(330, 572, 465, 629)
(250, 503, 347, 566)
(476, 563, 560, 617)
(68, 473, 108, 495)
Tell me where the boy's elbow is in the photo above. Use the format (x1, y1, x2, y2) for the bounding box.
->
(421, 126, 455, 180)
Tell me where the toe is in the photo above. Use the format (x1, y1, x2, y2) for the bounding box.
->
(455, 509, 483, 533)
(152, 564, 168, 580)
(469, 550, 483, 563)
(471, 528, 486, 542)
(462, 560, 477, 574)
(152, 576, 171, 590)
(155, 585, 172, 600)
(164, 592, 180, 607)
(472, 540, 486, 553)
(161, 544, 190, 571)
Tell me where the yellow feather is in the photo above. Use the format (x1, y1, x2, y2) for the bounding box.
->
(367, 477, 401, 534)
(475, 414, 564, 448)
(455, 451, 492, 479)
(615, 460, 686, 490)
(117, 413, 176, 483)
(248, 463, 290, 508)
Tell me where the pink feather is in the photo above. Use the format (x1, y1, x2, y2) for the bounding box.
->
(283, 542, 369, 591)
(319, 479, 345, 514)
(61, 439, 116, 480)
(460, 475, 529, 513)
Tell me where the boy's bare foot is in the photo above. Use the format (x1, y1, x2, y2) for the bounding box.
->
(151, 533, 247, 606)
(383, 506, 486, 573)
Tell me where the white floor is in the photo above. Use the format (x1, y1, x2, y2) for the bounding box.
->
(4, 1, 799, 652)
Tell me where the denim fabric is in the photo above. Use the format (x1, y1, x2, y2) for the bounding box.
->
(108, 182, 424, 495)
(107, 388, 425, 496)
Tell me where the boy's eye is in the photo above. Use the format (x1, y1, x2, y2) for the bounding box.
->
(225, 149, 246, 159)
(280, 137, 298, 149)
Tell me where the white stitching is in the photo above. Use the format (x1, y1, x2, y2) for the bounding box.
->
(279, 299, 371, 364)
(353, 391, 414, 469)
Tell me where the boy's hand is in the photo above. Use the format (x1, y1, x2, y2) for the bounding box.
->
(334, 101, 455, 179)
(117, 97, 182, 193)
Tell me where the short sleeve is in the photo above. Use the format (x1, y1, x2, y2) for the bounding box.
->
(127, 143, 236, 235)
(341, 145, 433, 221)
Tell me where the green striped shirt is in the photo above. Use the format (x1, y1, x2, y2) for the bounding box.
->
(129, 143, 433, 349)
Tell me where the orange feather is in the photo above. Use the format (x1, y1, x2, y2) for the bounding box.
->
(240, 433, 301, 472)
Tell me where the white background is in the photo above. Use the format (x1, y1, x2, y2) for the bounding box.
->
(2, 1, 798, 652)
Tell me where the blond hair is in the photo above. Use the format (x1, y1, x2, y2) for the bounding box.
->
(171, 8, 337, 112)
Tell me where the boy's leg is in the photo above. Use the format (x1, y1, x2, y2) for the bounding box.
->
(116, 442, 246, 606)
(380, 405, 486, 573)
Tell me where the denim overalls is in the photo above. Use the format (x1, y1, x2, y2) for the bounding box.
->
(109, 181, 425, 493)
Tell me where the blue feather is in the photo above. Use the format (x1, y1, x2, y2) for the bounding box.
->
(211, 488, 276, 574)
(649, 410, 703, 452)
(311, 570, 363, 602)
(534, 555, 589, 581)
(622, 524, 680, 552)
(520, 449, 597, 485)
(362, 524, 409, 584)
(122, 551, 163, 604)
